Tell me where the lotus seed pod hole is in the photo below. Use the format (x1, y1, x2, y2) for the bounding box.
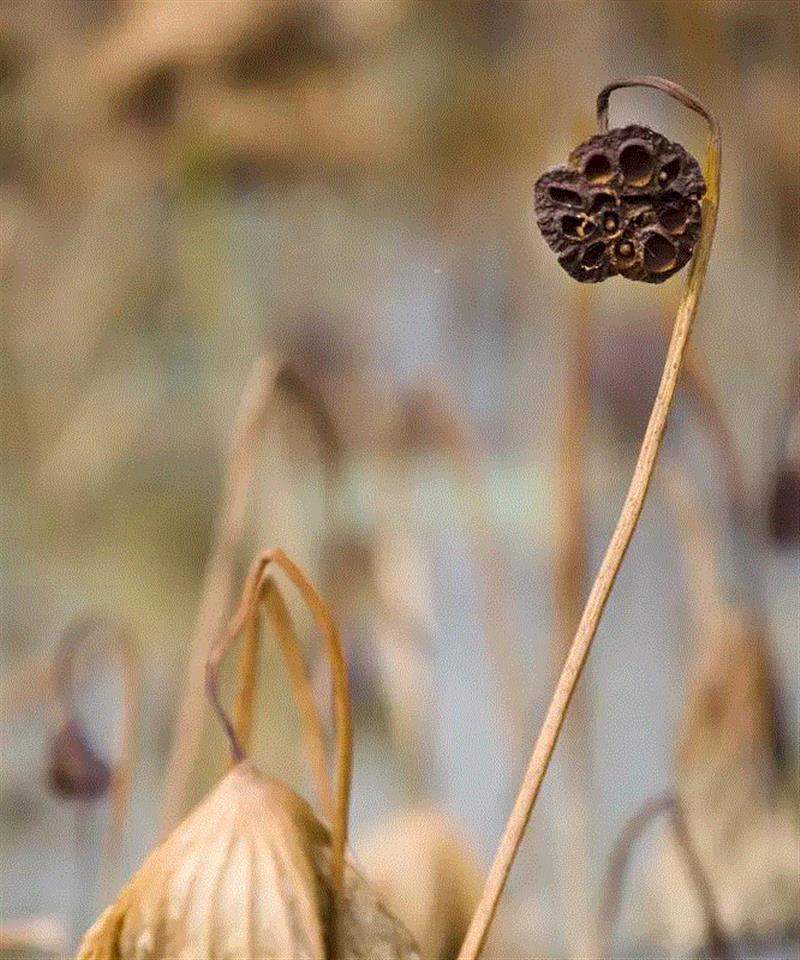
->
(584, 152, 613, 182)
(643, 233, 677, 273)
(619, 142, 654, 185)
(549, 185, 583, 206)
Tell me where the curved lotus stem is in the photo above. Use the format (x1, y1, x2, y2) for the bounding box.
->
(458, 76, 721, 960)
(231, 575, 336, 823)
(205, 549, 351, 909)
(598, 792, 729, 959)
(159, 354, 339, 837)
(231, 587, 261, 760)
(53, 615, 140, 901)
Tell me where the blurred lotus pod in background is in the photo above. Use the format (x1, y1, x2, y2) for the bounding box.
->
(359, 805, 482, 960)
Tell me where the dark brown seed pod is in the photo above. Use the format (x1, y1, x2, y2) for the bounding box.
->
(48, 719, 112, 801)
(534, 124, 706, 283)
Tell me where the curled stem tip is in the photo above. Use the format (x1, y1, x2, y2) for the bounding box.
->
(458, 77, 721, 960)
(597, 76, 720, 145)
(599, 793, 728, 959)
(205, 549, 351, 898)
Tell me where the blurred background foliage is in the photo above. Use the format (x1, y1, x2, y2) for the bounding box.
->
(1, 0, 798, 957)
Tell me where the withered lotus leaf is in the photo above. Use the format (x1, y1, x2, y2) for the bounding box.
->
(77, 762, 419, 960)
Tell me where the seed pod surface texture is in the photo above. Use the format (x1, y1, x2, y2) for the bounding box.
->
(76, 762, 419, 960)
(534, 125, 705, 283)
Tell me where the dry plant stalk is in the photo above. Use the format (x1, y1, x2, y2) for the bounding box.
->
(160, 354, 338, 837)
(458, 76, 721, 959)
(768, 355, 800, 547)
(598, 793, 728, 959)
(231, 582, 261, 758)
(232, 574, 335, 822)
(49, 615, 140, 901)
(79, 549, 419, 960)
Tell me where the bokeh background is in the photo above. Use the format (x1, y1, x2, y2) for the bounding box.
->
(1, 1, 798, 957)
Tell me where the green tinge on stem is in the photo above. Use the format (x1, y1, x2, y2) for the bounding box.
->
(457, 76, 721, 960)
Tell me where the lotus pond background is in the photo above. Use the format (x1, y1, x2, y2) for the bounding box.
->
(1, 0, 798, 957)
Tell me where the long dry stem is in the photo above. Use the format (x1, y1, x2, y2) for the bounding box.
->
(159, 354, 337, 837)
(458, 76, 721, 960)
(263, 578, 336, 823)
(232, 576, 336, 821)
(0, 917, 68, 955)
(598, 792, 729, 959)
(231, 587, 261, 757)
(205, 549, 351, 922)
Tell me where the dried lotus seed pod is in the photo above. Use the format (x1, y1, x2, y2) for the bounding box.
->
(77, 762, 420, 960)
(534, 124, 705, 283)
(47, 719, 111, 801)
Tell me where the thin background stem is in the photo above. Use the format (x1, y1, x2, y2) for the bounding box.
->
(100, 631, 139, 902)
(53, 616, 140, 903)
(458, 76, 721, 959)
(680, 337, 747, 513)
(598, 792, 729, 959)
(231, 584, 261, 760)
(660, 461, 723, 627)
(159, 354, 337, 837)
(0, 917, 68, 955)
